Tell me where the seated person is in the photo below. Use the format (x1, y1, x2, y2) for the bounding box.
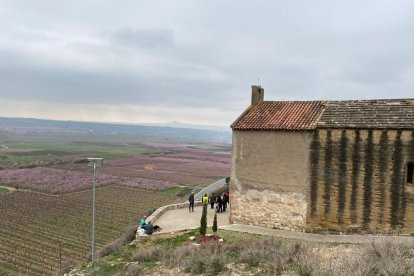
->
(139, 215, 147, 228)
(142, 221, 154, 235)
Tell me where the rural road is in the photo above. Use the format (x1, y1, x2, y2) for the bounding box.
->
(0, 145, 8, 151)
(194, 178, 228, 201)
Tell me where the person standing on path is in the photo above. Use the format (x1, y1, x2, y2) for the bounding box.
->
(202, 194, 209, 205)
(210, 193, 216, 209)
(188, 192, 195, 212)
(216, 195, 223, 213)
(222, 192, 229, 212)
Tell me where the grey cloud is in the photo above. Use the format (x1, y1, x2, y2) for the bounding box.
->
(1, 0, 414, 125)
(109, 27, 174, 50)
(0, 49, 237, 109)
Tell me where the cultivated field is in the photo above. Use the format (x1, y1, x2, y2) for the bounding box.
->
(0, 186, 177, 274)
(0, 121, 231, 273)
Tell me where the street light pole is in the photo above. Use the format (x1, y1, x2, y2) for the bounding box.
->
(87, 158, 103, 263)
(91, 161, 96, 262)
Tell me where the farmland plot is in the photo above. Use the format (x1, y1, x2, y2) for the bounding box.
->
(0, 167, 175, 193)
(0, 186, 176, 274)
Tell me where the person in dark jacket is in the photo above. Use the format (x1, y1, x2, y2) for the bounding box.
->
(210, 193, 216, 209)
(188, 192, 195, 212)
(143, 221, 154, 235)
(222, 193, 229, 212)
(216, 195, 223, 213)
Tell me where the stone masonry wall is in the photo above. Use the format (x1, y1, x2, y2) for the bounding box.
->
(230, 188, 307, 230)
(307, 129, 414, 234)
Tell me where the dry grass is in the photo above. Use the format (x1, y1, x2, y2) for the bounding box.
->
(130, 236, 414, 275)
(296, 237, 414, 276)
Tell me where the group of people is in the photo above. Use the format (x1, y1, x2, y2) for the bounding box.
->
(188, 191, 230, 213)
(208, 192, 229, 213)
(137, 215, 161, 236)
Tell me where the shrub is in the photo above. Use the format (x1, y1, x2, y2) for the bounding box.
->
(132, 245, 165, 262)
(360, 237, 414, 275)
(239, 248, 261, 267)
(124, 263, 144, 276)
(200, 205, 207, 236)
(212, 212, 218, 233)
(208, 254, 226, 274)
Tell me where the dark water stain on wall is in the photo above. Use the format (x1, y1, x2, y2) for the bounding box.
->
(350, 130, 361, 224)
(390, 130, 404, 228)
(308, 129, 414, 233)
(324, 130, 333, 216)
(310, 130, 320, 217)
(337, 130, 348, 224)
(363, 130, 374, 228)
(378, 130, 388, 224)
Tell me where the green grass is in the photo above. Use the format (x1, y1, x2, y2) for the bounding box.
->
(153, 230, 199, 247)
(6, 141, 161, 155)
(0, 155, 57, 166)
(0, 140, 165, 166)
(0, 187, 10, 193)
(160, 186, 192, 197)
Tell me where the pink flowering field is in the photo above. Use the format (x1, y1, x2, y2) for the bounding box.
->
(0, 167, 175, 193)
(0, 140, 231, 193)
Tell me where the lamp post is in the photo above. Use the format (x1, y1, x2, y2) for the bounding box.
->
(86, 158, 104, 262)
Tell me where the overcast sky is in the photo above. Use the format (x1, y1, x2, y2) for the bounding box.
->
(0, 1, 413, 126)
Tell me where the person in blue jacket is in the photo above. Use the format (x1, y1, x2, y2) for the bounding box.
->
(139, 215, 147, 228)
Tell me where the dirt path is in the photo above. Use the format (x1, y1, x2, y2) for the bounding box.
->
(0, 145, 8, 151)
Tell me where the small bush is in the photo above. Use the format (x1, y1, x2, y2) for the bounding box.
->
(239, 248, 261, 267)
(132, 245, 165, 262)
(209, 254, 226, 274)
(360, 237, 414, 275)
(124, 263, 144, 276)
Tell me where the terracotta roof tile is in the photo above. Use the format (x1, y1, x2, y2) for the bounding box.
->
(231, 101, 326, 130)
(231, 99, 414, 131)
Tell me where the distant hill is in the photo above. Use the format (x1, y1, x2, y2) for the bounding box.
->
(0, 117, 231, 144)
(138, 121, 230, 132)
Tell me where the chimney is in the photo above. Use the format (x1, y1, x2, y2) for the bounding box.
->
(251, 85, 264, 105)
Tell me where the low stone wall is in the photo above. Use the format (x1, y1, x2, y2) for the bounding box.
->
(136, 201, 203, 239)
(148, 201, 203, 224)
(230, 190, 307, 231)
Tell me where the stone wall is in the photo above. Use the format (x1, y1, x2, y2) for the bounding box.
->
(136, 201, 203, 239)
(230, 130, 310, 231)
(307, 129, 414, 234)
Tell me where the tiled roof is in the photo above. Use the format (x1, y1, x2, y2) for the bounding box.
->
(318, 99, 414, 129)
(231, 99, 414, 131)
(231, 101, 326, 130)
